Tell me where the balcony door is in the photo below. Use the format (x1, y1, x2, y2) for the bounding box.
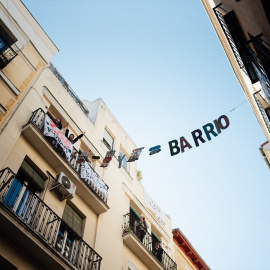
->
(3, 160, 46, 218)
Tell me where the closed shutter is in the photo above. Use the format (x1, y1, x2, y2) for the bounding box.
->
(62, 204, 83, 237)
(19, 160, 45, 192)
(103, 129, 114, 149)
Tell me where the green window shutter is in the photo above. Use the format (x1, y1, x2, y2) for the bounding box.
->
(130, 205, 140, 219)
(19, 160, 45, 192)
(62, 204, 83, 237)
(151, 231, 161, 243)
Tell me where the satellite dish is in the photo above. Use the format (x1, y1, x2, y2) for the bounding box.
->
(62, 176, 71, 189)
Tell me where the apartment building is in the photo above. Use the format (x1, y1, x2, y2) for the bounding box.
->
(173, 229, 210, 270)
(201, 0, 270, 168)
(0, 1, 209, 269)
(0, 0, 58, 127)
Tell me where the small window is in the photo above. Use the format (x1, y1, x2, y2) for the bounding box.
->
(19, 160, 46, 192)
(0, 23, 17, 69)
(103, 129, 114, 149)
(3, 159, 46, 217)
(62, 203, 83, 237)
(119, 150, 128, 171)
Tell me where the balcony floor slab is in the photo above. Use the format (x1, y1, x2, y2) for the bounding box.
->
(123, 231, 164, 270)
(0, 205, 76, 270)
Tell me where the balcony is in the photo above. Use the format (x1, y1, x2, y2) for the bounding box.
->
(213, 4, 247, 75)
(22, 108, 109, 215)
(0, 168, 102, 270)
(122, 213, 177, 270)
(254, 92, 270, 133)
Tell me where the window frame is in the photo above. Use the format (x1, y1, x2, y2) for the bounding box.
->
(62, 203, 84, 237)
(103, 129, 114, 150)
(0, 23, 17, 68)
(119, 150, 129, 172)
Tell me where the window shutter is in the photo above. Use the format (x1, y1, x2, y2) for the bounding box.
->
(19, 160, 45, 192)
(103, 129, 113, 149)
(62, 204, 83, 237)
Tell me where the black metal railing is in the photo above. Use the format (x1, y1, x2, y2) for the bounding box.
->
(122, 213, 177, 270)
(250, 36, 270, 60)
(214, 4, 270, 88)
(26, 108, 109, 203)
(0, 46, 17, 69)
(49, 63, 89, 116)
(213, 4, 247, 75)
(254, 93, 270, 133)
(245, 44, 270, 93)
(213, 4, 270, 113)
(0, 168, 102, 270)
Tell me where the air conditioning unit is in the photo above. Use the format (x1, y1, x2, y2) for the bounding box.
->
(51, 172, 76, 200)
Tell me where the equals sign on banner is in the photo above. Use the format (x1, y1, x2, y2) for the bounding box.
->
(149, 145, 161, 155)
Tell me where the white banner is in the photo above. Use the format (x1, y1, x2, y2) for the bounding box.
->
(143, 187, 166, 227)
(43, 114, 73, 160)
(81, 162, 108, 199)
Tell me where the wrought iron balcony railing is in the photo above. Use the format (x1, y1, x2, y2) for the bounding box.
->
(213, 4, 270, 87)
(26, 108, 109, 203)
(249, 36, 270, 61)
(0, 167, 102, 270)
(213, 4, 247, 75)
(49, 63, 89, 116)
(254, 93, 270, 133)
(213, 3, 270, 129)
(245, 44, 270, 93)
(122, 213, 177, 270)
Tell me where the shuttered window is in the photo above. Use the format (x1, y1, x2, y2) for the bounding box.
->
(19, 160, 45, 192)
(0, 22, 17, 69)
(62, 204, 83, 237)
(103, 129, 114, 149)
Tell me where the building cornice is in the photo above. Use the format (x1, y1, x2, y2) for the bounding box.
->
(173, 228, 210, 270)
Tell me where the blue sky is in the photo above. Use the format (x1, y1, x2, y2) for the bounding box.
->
(22, 1, 270, 269)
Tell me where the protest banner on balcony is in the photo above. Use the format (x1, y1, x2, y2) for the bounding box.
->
(43, 114, 73, 160)
(143, 187, 166, 227)
(81, 161, 108, 199)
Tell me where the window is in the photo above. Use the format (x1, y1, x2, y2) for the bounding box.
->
(3, 159, 46, 217)
(151, 231, 161, 250)
(103, 129, 114, 149)
(56, 222, 79, 260)
(62, 203, 83, 237)
(128, 262, 138, 270)
(56, 203, 84, 259)
(129, 205, 140, 232)
(119, 150, 128, 171)
(0, 22, 17, 69)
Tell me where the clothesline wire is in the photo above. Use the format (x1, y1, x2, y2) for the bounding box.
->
(139, 100, 248, 153)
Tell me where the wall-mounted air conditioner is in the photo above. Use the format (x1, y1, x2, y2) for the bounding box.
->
(51, 172, 76, 200)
